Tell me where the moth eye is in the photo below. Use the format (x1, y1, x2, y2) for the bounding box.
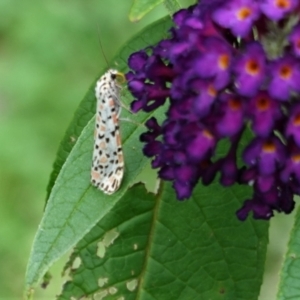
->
(116, 72, 126, 84)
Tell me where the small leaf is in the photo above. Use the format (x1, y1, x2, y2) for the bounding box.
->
(58, 182, 268, 299)
(25, 17, 173, 291)
(277, 202, 300, 299)
(128, 0, 181, 22)
(129, 0, 165, 22)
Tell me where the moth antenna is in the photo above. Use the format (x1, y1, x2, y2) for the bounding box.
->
(96, 22, 109, 68)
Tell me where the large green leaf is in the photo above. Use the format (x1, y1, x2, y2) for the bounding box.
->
(277, 203, 300, 299)
(25, 17, 173, 292)
(58, 181, 268, 300)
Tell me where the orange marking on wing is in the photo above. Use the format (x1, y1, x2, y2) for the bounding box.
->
(108, 98, 114, 107)
(100, 156, 108, 163)
(100, 125, 106, 131)
(116, 134, 121, 146)
(118, 154, 123, 163)
(112, 114, 118, 124)
(91, 171, 101, 180)
(99, 141, 106, 149)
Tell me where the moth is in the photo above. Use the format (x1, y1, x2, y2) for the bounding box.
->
(91, 69, 125, 194)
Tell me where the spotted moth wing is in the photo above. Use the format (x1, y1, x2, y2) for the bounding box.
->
(91, 69, 124, 194)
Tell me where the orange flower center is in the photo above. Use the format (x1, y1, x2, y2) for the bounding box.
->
(203, 129, 214, 139)
(279, 65, 292, 80)
(292, 154, 300, 163)
(293, 113, 300, 126)
(237, 7, 251, 20)
(263, 141, 276, 153)
(276, 0, 291, 9)
(296, 39, 300, 50)
(246, 59, 260, 75)
(229, 98, 241, 110)
(208, 85, 217, 97)
(256, 96, 270, 111)
(218, 54, 229, 70)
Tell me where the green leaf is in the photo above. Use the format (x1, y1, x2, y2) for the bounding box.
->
(45, 16, 173, 201)
(163, 0, 181, 15)
(58, 182, 268, 299)
(45, 83, 95, 200)
(277, 202, 300, 299)
(129, 0, 163, 22)
(128, 0, 181, 21)
(25, 17, 173, 291)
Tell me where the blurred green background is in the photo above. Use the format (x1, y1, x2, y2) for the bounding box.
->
(0, 0, 296, 299)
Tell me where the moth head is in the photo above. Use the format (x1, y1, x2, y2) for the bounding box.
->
(109, 69, 126, 84)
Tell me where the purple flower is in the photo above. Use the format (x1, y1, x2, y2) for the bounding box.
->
(215, 94, 244, 137)
(233, 42, 266, 97)
(236, 181, 295, 220)
(183, 79, 217, 117)
(212, 0, 260, 37)
(289, 25, 300, 57)
(285, 104, 300, 147)
(186, 128, 216, 161)
(281, 152, 300, 183)
(193, 37, 233, 89)
(268, 55, 300, 101)
(243, 136, 286, 175)
(126, 0, 300, 220)
(260, 0, 297, 21)
(247, 92, 282, 137)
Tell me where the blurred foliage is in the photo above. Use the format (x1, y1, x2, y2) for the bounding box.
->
(0, 0, 297, 298)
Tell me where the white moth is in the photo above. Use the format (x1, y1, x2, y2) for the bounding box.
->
(91, 69, 125, 194)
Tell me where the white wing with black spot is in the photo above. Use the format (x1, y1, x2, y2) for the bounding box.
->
(91, 69, 124, 194)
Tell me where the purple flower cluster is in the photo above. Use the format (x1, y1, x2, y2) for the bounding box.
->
(126, 0, 300, 220)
